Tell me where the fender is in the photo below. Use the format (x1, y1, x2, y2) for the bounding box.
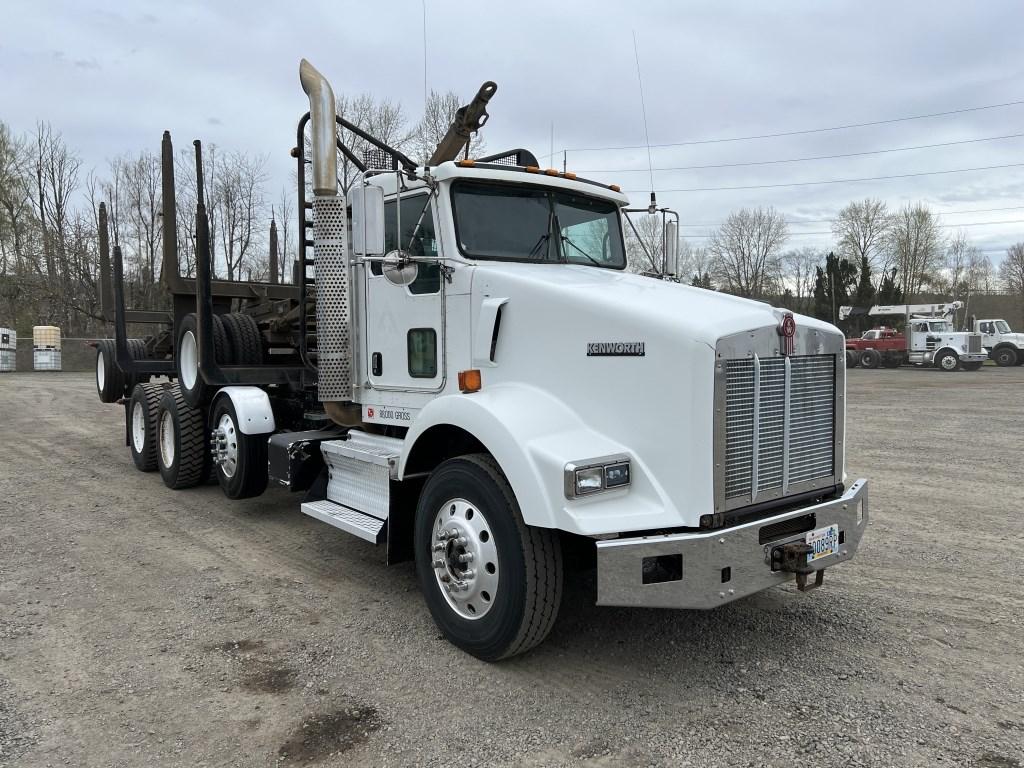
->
(399, 384, 675, 535)
(213, 386, 276, 435)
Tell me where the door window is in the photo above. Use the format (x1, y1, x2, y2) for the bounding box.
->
(376, 195, 440, 294)
(407, 328, 438, 378)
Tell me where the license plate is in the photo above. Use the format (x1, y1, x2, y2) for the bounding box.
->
(805, 524, 839, 562)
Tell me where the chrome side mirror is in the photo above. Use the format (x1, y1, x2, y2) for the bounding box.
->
(664, 219, 678, 275)
(351, 185, 385, 256)
(382, 250, 419, 286)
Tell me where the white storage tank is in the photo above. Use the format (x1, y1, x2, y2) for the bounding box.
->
(33, 325, 62, 349)
(0, 327, 15, 372)
(33, 347, 62, 371)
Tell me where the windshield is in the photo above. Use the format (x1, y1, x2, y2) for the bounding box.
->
(995, 320, 1011, 333)
(451, 180, 626, 269)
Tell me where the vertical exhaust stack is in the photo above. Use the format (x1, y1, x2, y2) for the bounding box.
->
(299, 59, 354, 416)
(299, 59, 338, 196)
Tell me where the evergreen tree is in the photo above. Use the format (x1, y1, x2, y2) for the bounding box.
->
(849, 256, 876, 334)
(811, 252, 858, 323)
(691, 272, 714, 290)
(876, 268, 903, 305)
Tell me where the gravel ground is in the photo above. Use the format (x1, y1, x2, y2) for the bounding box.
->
(0, 369, 1022, 768)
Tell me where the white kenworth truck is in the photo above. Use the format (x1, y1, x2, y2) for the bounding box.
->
(94, 60, 868, 661)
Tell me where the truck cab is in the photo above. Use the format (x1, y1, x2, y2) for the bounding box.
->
(973, 319, 1024, 367)
(906, 317, 987, 370)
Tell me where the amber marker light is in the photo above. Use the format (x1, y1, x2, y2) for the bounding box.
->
(458, 369, 482, 393)
(456, 159, 476, 167)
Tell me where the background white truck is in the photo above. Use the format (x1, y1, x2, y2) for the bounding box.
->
(969, 318, 1024, 367)
(94, 60, 869, 660)
(841, 302, 988, 371)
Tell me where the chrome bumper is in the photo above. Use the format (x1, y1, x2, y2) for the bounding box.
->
(596, 479, 868, 609)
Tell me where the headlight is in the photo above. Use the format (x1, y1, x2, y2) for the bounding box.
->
(564, 455, 631, 498)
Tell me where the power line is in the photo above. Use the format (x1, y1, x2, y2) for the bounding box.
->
(625, 162, 1024, 193)
(681, 219, 1024, 238)
(578, 133, 1024, 173)
(561, 98, 1024, 153)
(676, 205, 1024, 228)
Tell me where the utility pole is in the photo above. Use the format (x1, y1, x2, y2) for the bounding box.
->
(829, 251, 837, 325)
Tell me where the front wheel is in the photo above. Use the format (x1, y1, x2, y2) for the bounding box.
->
(993, 347, 1017, 367)
(414, 454, 563, 661)
(935, 350, 961, 371)
(210, 395, 268, 500)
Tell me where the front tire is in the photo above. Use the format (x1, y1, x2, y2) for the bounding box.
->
(993, 347, 1017, 367)
(210, 395, 268, 500)
(414, 454, 562, 661)
(935, 350, 960, 371)
(157, 385, 209, 489)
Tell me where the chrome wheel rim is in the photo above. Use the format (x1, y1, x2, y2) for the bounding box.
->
(213, 412, 239, 478)
(940, 355, 957, 370)
(97, 349, 105, 389)
(431, 498, 499, 620)
(131, 401, 146, 452)
(180, 331, 198, 390)
(159, 410, 175, 468)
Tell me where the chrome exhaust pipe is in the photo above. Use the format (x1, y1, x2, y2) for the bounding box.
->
(299, 58, 338, 196)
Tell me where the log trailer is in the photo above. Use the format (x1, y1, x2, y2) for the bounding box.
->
(94, 60, 869, 660)
(841, 302, 988, 371)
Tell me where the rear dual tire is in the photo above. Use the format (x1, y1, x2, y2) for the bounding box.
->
(128, 382, 163, 471)
(157, 385, 209, 489)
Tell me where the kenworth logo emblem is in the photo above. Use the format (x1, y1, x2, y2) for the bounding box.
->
(587, 342, 646, 357)
(778, 313, 796, 356)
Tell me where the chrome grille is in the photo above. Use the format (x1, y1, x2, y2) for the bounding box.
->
(968, 334, 981, 354)
(724, 354, 836, 503)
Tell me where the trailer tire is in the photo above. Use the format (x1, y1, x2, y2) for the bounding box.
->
(220, 313, 263, 365)
(95, 340, 125, 403)
(128, 382, 163, 472)
(156, 385, 209, 489)
(935, 350, 961, 371)
(845, 351, 859, 368)
(414, 453, 563, 661)
(210, 395, 268, 500)
(993, 347, 1017, 367)
(859, 349, 881, 369)
(961, 361, 983, 371)
(176, 313, 229, 408)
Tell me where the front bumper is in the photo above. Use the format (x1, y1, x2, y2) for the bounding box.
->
(596, 479, 868, 609)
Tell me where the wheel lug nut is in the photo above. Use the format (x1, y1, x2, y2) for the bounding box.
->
(439, 573, 451, 583)
(432, 558, 445, 568)
(432, 543, 445, 552)
(458, 553, 474, 563)
(455, 536, 468, 546)
(462, 569, 476, 579)
(437, 530, 450, 541)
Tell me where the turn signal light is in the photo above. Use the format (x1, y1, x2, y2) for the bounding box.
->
(562, 171, 577, 179)
(456, 159, 476, 167)
(609, 184, 621, 192)
(458, 369, 482, 393)
(525, 165, 540, 173)
(544, 168, 559, 176)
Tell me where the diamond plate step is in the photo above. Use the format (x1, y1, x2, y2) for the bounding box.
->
(300, 499, 385, 544)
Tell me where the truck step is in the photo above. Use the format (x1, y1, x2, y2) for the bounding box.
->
(300, 499, 385, 544)
(321, 432, 404, 520)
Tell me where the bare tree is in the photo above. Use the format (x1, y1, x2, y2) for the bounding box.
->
(212, 151, 268, 280)
(335, 93, 413, 192)
(781, 247, 821, 313)
(1001, 243, 1024, 296)
(886, 203, 944, 299)
(623, 214, 664, 273)
(831, 198, 890, 274)
(709, 207, 788, 298)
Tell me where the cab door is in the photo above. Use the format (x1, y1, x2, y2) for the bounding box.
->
(363, 193, 444, 391)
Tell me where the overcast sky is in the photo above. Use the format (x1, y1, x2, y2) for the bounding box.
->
(3, 0, 1022, 265)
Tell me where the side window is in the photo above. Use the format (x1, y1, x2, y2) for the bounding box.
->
(407, 328, 437, 378)
(980, 322, 992, 334)
(376, 195, 441, 294)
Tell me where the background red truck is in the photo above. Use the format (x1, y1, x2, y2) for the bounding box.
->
(845, 327, 907, 368)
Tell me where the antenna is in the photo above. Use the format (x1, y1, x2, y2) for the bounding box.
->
(422, 0, 429, 118)
(632, 31, 656, 210)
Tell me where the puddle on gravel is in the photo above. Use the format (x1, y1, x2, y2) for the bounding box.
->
(243, 664, 297, 693)
(278, 705, 382, 763)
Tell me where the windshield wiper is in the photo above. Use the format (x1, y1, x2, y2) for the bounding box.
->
(527, 206, 556, 260)
(556, 217, 602, 267)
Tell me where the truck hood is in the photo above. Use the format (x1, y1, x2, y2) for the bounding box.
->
(470, 262, 840, 346)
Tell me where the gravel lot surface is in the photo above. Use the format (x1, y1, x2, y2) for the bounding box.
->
(1, 369, 1022, 768)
